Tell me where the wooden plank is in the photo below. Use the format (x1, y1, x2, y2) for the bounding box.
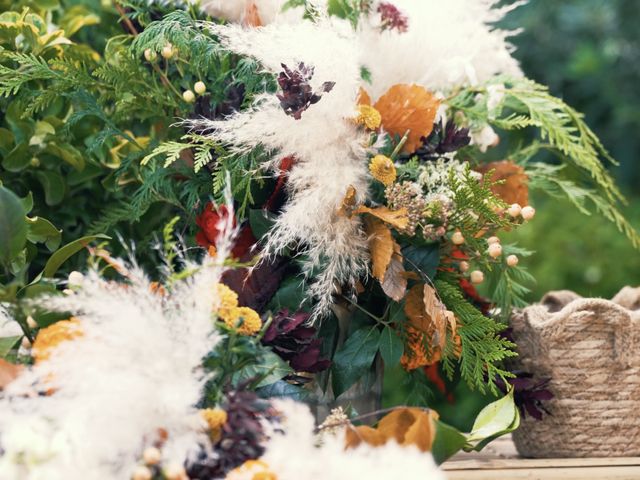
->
(445, 466, 640, 480)
(444, 457, 640, 471)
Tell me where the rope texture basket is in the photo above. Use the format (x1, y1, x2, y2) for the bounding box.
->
(511, 286, 640, 458)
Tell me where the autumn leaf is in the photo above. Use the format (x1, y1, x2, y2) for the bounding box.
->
(243, 1, 263, 27)
(381, 243, 407, 301)
(357, 87, 372, 106)
(337, 185, 358, 217)
(353, 205, 409, 230)
(0, 358, 22, 390)
(345, 407, 439, 453)
(364, 217, 394, 282)
(374, 84, 440, 154)
(476, 160, 529, 206)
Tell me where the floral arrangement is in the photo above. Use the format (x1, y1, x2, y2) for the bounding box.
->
(0, 0, 636, 478)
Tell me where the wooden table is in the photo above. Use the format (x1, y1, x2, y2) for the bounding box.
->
(442, 436, 640, 479)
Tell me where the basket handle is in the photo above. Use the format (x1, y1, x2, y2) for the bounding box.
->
(528, 298, 639, 368)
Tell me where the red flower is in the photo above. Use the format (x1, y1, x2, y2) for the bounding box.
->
(195, 203, 256, 259)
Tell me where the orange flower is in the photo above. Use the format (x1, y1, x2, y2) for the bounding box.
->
(360, 84, 440, 155)
(32, 318, 83, 364)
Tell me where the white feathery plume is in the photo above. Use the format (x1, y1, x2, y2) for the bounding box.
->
(200, 0, 304, 25)
(229, 399, 446, 480)
(0, 190, 238, 480)
(358, 0, 524, 98)
(189, 20, 371, 317)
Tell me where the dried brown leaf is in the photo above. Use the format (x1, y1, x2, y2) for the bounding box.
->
(243, 1, 263, 27)
(337, 185, 358, 217)
(364, 218, 394, 282)
(477, 160, 529, 206)
(353, 205, 409, 230)
(381, 247, 407, 302)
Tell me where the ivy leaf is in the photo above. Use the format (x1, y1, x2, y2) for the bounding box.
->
(26, 216, 61, 251)
(0, 186, 28, 267)
(379, 325, 404, 366)
(41, 234, 110, 278)
(332, 327, 381, 397)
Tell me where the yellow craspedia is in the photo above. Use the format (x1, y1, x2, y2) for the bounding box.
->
(369, 154, 397, 186)
(355, 104, 382, 130)
(226, 460, 276, 480)
(32, 318, 83, 363)
(201, 408, 228, 442)
(215, 283, 238, 317)
(221, 307, 262, 336)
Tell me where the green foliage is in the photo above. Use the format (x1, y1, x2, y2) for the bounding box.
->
(331, 326, 381, 397)
(436, 279, 516, 395)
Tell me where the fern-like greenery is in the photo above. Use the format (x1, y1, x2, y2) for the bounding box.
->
(436, 278, 516, 394)
(448, 76, 639, 248)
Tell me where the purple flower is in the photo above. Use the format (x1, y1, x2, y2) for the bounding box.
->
(377, 2, 409, 33)
(276, 63, 335, 120)
(497, 371, 554, 421)
(416, 120, 471, 160)
(262, 309, 331, 373)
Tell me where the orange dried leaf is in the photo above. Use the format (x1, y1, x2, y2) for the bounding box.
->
(477, 160, 529, 206)
(345, 425, 387, 449)
(338, 185, 358, 217)
(357, 87, 372, 106)
(353, 205, 409, 230)
(403, 409, 438, 452)
(364, 218, 394, 282)
(374, 84, 440, 154)
(243, 1, 263, 27)
(377, 408, 419, 444)
(0, 358, 22, 390)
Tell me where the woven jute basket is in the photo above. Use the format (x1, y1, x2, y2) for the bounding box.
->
(510, 286, 640, 458)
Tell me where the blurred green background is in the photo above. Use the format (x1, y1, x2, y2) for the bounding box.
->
(384, 0, 640, 429)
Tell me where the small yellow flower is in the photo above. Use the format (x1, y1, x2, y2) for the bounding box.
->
(369, 154, 397, 186)
(221, 307, 262, 336)
(355, 104, 382, 130)
(226, 460, 276, 480)
(215, 283, 238, 317)
(201, 408, 228, 442)
(32, 318, 83, 364)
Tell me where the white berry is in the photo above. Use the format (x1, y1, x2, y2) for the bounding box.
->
(487, 236, 500, 245)
(143, 49, 156, 62)
(488, 243, 503, 258)
(451, 231, 465, 245)
(470, 270, 484, 284)
(164, 463, 186, 480)
(143, 447, 161, 465)
(507, 203, 522, 218)
(26, 315, 38, 329)
(183, 90, 195, 103)
(132, 466, 152, 480)
(521, 206, 536, 220)
(459, 261, 469, 272)
(161, 44, 174, 59)
(506, 254, 519, 267)
(21, 336, 31, 348)
(194, 81, 206, 95)
(68, 271, 84, 287)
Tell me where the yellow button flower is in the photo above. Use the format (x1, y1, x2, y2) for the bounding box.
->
(32, 318, 83, 363)
(369, 154, 397, 186)
(201, 408, 228, 442)
(215, 283, 239, 317)
(221, 307, 262, 336)
(355, 104, 382, 130)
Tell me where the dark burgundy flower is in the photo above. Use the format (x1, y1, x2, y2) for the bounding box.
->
(262, 309, 331, 373)
(497, 371, 554, 421)
(377, 2, 409, 33)
(195, 203, 256, 259)
(416, 119, 471, 160)
(276, 63, 335, 120)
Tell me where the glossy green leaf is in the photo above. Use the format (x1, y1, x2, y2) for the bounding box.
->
(35, 170, 65, 205)
(233, 350, 293, 388)
(466, 388, 520, 447)
(269, 276, 307, 312)
(2, 142, 31, 172)
(379, 325, 404, 366)
(248, 208, 275, 240)
(0, 336, 21, 358)
(19, 192, 34, 214)
(402, 243, 440, 280)
(331, 327, 381, 397)
(0, 186, 28, 266)
(432, 419, 468, 465)
(42, 234, 110, 278)
(26, 216, 62, 251)
(256, 380, 309, 401)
